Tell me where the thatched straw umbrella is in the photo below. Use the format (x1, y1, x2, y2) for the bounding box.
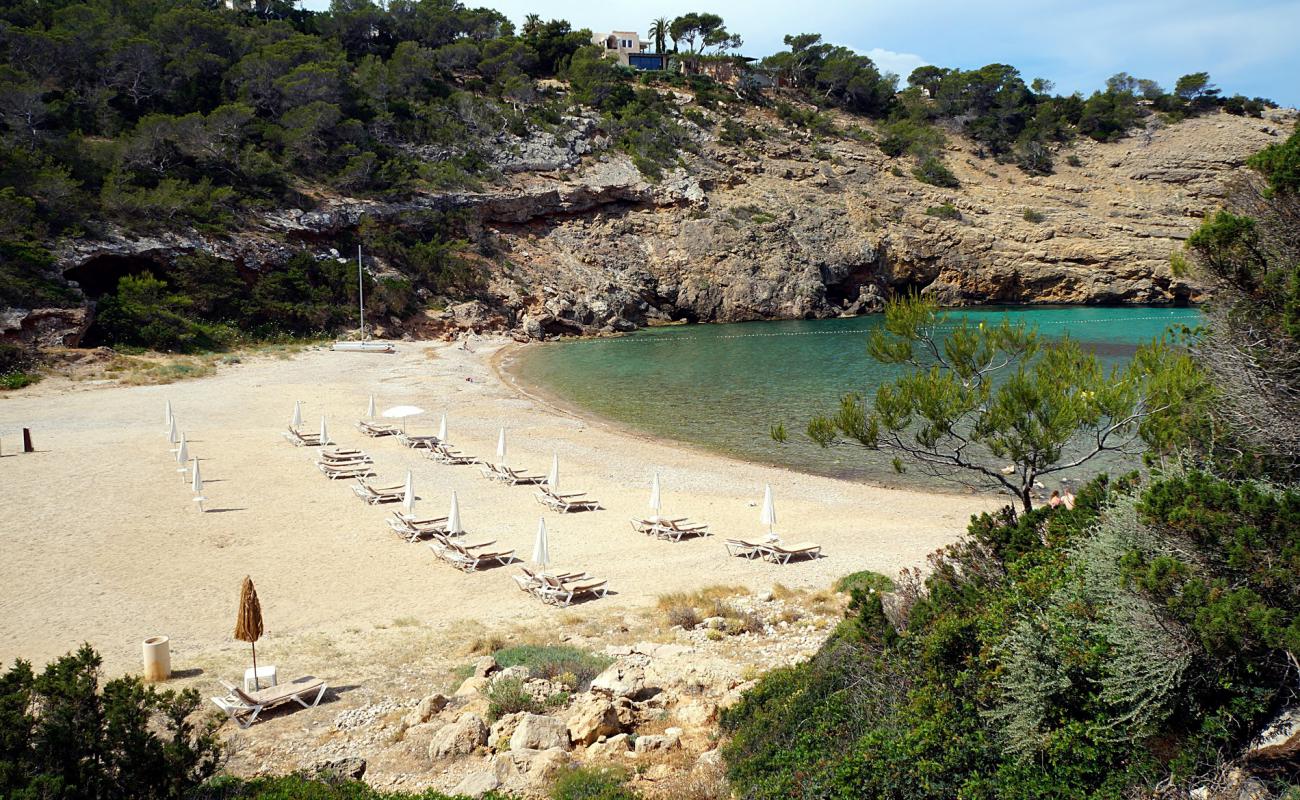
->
(234, 576, 265, 689)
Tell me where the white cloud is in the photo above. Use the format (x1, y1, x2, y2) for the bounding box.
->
(860, 47, 928, 79)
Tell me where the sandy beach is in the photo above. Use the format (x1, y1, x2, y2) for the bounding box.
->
(0, 339, 997, 678)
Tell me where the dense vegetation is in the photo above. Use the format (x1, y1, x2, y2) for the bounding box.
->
(0, 0, 1274, 355)
(0, 645, 221, 799)
(723, 130, 1300, 797)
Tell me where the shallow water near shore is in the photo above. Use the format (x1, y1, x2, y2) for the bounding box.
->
(510, 306, 1203, 492)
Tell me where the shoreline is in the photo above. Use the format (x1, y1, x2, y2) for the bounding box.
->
(492, 340, 982, 500)
(0, 337, 998, 678)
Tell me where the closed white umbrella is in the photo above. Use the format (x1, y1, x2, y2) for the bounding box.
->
(760, 484, 777, 536)
(402, 470, 415, 516)
(648, 471, 662, 521)
(290, 400, 302, 430)
(437, 414, 447, 442)
(496, 428, 507, 466)
(167, 415, 178, 444)
(532, 517, 550, 567)
(164, 399, 172, 427)
(176, 439, 189, 481)
(366, 395, 376, 419)
(381, 405, 425, 433)
(547, 452, 560, 489)
(319, 416, 330, 447)
(447, 491, 462, 534)
(171, 430, 186, 454)
(191, 457, 206, 512)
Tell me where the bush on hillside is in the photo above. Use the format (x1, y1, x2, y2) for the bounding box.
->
(720, 470, 1300, 798)
(0, 645, 222, 799)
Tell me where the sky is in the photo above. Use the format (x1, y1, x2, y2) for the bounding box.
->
(300, 0, 1300, 106)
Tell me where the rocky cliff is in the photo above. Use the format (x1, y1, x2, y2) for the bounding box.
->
(21, 101, 1297, 345)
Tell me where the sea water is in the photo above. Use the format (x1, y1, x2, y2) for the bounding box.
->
(510, 306, 1203, 492)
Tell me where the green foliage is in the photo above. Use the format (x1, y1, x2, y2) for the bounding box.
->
(0, 239, 80, 308)
(924, 202, 960, 220)
(723, 470, 1300, 798)
(1247, 129, 1300, 195)
(0, 342, 41, 389)
(833, 570, 895, 595)
(1022, 207, 1046, 223)
(762, 34, 896, 115)
(485, 677, 567, 722)
(877, 118, 945, 159)
(801, 296, 1207, 510)
(92, 273, 236, 352)
(492, 645, 611, 689)
(550, 765, 637, 800)
(912, 156, 959, 188)
(0, 644, 222, 799)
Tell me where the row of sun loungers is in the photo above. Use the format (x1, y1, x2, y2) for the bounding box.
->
(513, 567, 608, 606)
(480, 462, 545, 485)
(428, 533, 515, 572)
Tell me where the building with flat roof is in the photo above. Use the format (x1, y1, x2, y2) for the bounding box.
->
(592, 30, 668, 70)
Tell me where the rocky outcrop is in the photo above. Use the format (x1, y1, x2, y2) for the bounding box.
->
(31, 105, 1296, 346)
(0, 307, 94, 348)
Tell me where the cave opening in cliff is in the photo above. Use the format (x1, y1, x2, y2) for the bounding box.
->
(65, 255, 168, 299)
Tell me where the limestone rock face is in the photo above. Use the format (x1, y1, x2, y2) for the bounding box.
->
(1245, 706, 1300, 760)
(428, 713, 488, 759)
(566, 694, 622, 746)
(490, 747, 571, 795)
(29, 108, 1296, 347)
(509, 713, 570, 751)
(590, 663, 648, 699)
(403, 693, 448, 727)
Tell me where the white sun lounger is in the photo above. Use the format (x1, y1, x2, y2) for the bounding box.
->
(210, 677, 327, 729)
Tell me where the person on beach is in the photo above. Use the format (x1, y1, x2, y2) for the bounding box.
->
(1048, 490, 1062, 508)
(1062, 489, 1076, 510)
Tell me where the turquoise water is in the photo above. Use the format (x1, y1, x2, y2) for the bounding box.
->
(510, 307, 1203, 490)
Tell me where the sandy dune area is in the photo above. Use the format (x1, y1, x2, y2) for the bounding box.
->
(0, 339, 996, 677)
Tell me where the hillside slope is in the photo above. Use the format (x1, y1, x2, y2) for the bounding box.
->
(14, 101, 1296, 346)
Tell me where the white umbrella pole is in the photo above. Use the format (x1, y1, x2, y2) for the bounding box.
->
(438, 414, 447, 442)
(164, 399, 172, 428)
(547, 452, 559, 489)
(367, 395, 376, 419)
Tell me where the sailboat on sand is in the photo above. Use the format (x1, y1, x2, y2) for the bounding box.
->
(331, 246, 396, 354)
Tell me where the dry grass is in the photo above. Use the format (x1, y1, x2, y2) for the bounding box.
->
(656, 585, 746, 612)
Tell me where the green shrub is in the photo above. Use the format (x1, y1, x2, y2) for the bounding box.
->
(0, 239, 80, 308)
(925, 202, 961, 220)
(1, 645, 222, 800)
(493, 644, 611, 689)
(719, 118, 757, 145)
(550, 765, 638, 800)
(913, 157, 960, 188)
(877, 119, 945, 159)
(721, 471, 1300, 799)
(1022, 207, 1046, 223)
(1066, 153, 1084, 167)
(833, 570, 895, 595)
(485, 677, 567, 722)
(0, 372, 41, 390)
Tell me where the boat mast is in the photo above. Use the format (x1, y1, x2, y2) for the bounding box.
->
(357, 245, 365, 341)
